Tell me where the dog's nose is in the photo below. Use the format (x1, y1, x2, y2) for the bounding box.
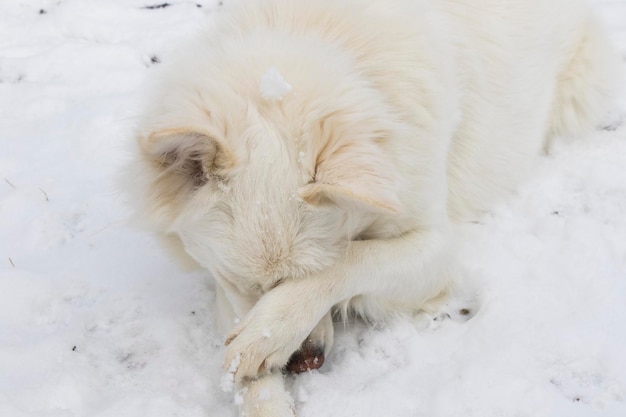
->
(285, 340, 325, 374)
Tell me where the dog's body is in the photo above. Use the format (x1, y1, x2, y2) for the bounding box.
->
(130, 0, 620, 415)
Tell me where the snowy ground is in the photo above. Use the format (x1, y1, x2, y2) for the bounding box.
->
(1, 1, 626, 416)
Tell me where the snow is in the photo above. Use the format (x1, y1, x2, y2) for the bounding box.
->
(1, 1, 625, 417)
(259, 67, 292, 101)
(222, 354, 241, 393)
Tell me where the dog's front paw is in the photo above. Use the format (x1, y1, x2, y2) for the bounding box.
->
(223, 282, 328, 383)
(223, 303, 309, 383)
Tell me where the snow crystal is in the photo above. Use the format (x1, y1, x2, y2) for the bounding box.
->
(220, 354, 241, 393)
(234, 387, 248, 406)
(220, 371, 235, 393)
(260, 67, 292, 101)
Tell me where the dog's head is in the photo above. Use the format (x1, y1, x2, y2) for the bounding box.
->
(133, 48, 407, 312)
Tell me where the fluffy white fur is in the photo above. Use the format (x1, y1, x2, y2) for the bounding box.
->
(129, 0, 622, 415)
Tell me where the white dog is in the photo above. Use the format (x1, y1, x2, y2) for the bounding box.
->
(129, 0, 621, 415)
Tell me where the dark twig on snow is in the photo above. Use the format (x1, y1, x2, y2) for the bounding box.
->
(8, 258, 15, 268)
(4, 178, 15, 189)
(39, 187, 49, 202)
(142, 3, 171, 9)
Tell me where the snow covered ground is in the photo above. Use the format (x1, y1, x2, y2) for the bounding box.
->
(1, 1, 625, 416)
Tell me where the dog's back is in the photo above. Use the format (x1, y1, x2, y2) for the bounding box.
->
(138, 0, 621, 232)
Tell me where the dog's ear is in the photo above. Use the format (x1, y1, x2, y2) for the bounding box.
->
(141, 127, 235, 185)
(299, 140, 403, 214)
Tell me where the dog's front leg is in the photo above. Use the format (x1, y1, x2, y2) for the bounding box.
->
(224, 228, 455, 383)
(233, 372, 295, 417)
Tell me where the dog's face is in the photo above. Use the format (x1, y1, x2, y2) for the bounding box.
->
(135, 70, 407, 316)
